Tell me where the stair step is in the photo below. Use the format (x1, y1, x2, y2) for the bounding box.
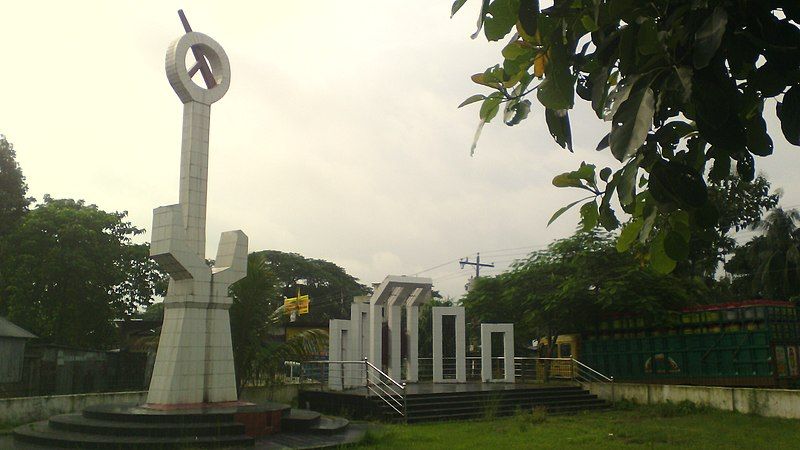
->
(309, 416, 350, 435)
(403, 401, 610, 423)
(403, 392, 596, 407)
(48, 414, 245, 437)
(13, 421, 254, 449)
(281, 408, 322, 432)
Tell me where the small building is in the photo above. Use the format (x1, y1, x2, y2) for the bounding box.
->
(0, 316, 37, 395)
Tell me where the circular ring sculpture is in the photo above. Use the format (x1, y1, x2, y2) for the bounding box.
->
(165, 31, 230, 105)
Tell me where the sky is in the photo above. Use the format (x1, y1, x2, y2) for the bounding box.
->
(2, 1, 799, 299)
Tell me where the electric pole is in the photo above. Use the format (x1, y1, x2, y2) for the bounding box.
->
(460, 252, 494, 278)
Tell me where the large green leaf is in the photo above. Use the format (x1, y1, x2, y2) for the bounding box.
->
(693, 6, 728, 69)
(537, 42, 576, 110)
(579, 201, 599, 231)
(778, 85, 800, 146)
(484, 0, 520, 41)
(745, 115, 773, 157)
(547, 196, 593, 226)
(649, 160, 708, 208)
(480, 92, 503, 123)
(650, 231, 677, 274)
(609, 86, 655, 161)
(545, 108, 573, 151)
(451, 0, 468, 17)
(617, 219, 643, 252)
(459, 94, 486, 108)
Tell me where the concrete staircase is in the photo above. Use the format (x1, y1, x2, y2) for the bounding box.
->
(12, 403, 357, 449)
(380, 385, 609, 423)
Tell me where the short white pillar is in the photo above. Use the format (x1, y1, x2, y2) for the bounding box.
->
(480, 323, 515, 383)
(328, 319, 351, 390)
(432, 306, 466, 383)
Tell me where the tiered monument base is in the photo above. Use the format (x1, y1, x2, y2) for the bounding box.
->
(12, 402, 363, 449)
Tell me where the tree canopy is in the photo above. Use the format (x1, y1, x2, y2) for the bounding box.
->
(229, 252, 327, 392)
(0, 136, 32, 236)
(462, 230, 710, 350)
(727, 208, 800, 300)
(454, 0, 800, 273)
(253, 250, 369, 323)
(0, 196, 163, 348)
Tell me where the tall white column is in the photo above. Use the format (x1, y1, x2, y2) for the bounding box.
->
(386, 305, 403, 380)
(328, 319, 351, 391)
(405, 305, 420, 382)
(349, 302, 370, 386)
(368, 303, 383, 368)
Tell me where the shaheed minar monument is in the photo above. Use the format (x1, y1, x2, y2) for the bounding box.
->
(147, 10, 247, 407)
(12, 11, 365, 448)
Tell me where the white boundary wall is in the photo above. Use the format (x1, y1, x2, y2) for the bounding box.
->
(585, 382, 800, 419)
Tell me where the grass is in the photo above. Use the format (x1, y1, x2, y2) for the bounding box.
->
(350, 402, 800, 449)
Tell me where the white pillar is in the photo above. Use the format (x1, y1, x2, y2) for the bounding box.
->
(387, 305, 403, 380)
(432, 306, 466, 383)
(349, 303, 370, 385)
(368, 303, 383, 368)
(405, 305, 420, 382)
(480, 323, 515, 383)
(328, 319, 351, 391)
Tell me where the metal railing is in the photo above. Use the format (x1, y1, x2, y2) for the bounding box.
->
(287, 359, 407, 418)
(417, 356, 613, 385)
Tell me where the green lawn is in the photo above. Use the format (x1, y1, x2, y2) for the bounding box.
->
(353, 402, 800, 449)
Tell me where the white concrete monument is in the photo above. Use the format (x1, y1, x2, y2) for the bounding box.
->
(368, 276, 432, 381)
(432, 306, 466, 383)
(147, 22, 247, 405)
(480, 323, 515, 383)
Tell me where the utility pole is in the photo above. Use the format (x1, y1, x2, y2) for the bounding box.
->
(460, 252, 494, 278)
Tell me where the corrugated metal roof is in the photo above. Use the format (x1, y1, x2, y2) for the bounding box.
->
(0, 316, 37, 339)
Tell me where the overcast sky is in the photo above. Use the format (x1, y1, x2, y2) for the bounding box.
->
(2, 1, 799, 299)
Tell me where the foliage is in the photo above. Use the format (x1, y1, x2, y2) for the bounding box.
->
(0, 196, 162, 348)
(454, 0, 800, 273)
(726, 208, 800, 300)
(417, 297, 453, 358)
(0, 136, 33, 236)
(677, 174, 779, 279)
(462, 230, 709, 352)
(229, 252, 328, 392)
(254, 250, 369, 323)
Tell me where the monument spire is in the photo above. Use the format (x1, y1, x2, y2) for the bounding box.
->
(146, 11, 247, 406)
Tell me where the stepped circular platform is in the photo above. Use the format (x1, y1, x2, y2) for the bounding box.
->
(11, 402, 366, 449)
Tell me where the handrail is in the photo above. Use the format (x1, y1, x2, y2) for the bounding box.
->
(571, 358, 613, 382)
(364, 358, 406, 391)
(288, 358, 406, 419)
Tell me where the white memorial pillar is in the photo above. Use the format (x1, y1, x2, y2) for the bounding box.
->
(432, 306, 466, 383)
(147, 28, 248, 406)
(480, 323, 515, 383)
(328, 319, 351, 391)
(349, 302, 370, 385)
(405, 287, 431, 383)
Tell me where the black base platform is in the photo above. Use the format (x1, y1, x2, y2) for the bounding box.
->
(300, 382, 609, 423)
(11, 402, 365, 449)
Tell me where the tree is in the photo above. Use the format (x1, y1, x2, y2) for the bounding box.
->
(677, 174, 779, 279)
(0, 136, 32, 236)
(253, 250, 369, 323)
(454, 0, 800, 273)
(0, 196, 162, 348)
(229, 252, 327, 393)
(462, 230, 709, 355)
(726, 208, 800, 300)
